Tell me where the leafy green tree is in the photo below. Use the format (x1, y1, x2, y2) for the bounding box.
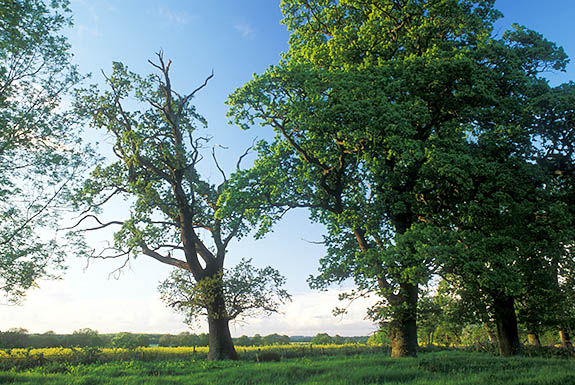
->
(311, 333, 333, 345)
(0, 0, 88, 303)
(227, 0, 508, 358)
(228, 0, 572, 357)
(158, 334, 176, 347)
(235, 335, 251, 346)
(70, 328, 106, 347)
(250, 334, 263, 347)
(367, 331, 389, 346)
(73, 53, 278, 360)
(111, 333, 149, 349)
(159, 258, 290, 329)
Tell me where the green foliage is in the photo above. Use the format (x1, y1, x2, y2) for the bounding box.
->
(0, 0, 90, 303)
(111, 333, 150, 349)
(158, 258, 291, 326)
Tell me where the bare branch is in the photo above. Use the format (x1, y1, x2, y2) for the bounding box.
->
(60, 214, 124, 231)
(236, 138, 256, 170)
(140, 241, 191, 271)
(211, 146, 228, 183)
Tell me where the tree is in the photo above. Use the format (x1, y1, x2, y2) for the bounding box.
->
(73, 53, 277, 360)
(0, 0, 88, 302)
(228, 0, 572, 357)
(311, 333, 332, 345)
(158, 258, 290, 329)
(228, 0, 505, 357)
(531, 82, 575, 349)
(111, 332, 149, 349)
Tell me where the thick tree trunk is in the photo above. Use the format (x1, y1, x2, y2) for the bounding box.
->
(389, 282, 418, 358)
(207, 314, 236, 360)
(492, 295, 521, 356)
(527, 333, 541, 347)
(560, 330, 573, 350)
(205, 279, 237, 361)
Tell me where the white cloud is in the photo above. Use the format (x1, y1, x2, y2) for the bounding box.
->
(0, 279, 378, 337)
(234, 23, 256, 40)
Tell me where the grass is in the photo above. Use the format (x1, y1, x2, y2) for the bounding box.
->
(0, 351, 574, 384)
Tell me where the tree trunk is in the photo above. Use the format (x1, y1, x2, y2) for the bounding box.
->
(389, 282, 418, 358)
(492, 294, 521, 356)
(205, 278, 237, 360)
(560, 330, 573, 350)
(527, 333, 541, 347)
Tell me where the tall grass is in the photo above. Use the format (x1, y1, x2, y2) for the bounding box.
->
(0, 352, 574, 385)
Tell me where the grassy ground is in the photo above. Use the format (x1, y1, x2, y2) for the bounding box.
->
(0, 351, 574, 384)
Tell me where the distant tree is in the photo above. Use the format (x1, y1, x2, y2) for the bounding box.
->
(250, 334, 263, 347)
(235, 335, 251, 346)
(311, 333, 332, 345)
(158, 334, 176, 347)
(332, 335, 344, 345)
(0, 328, 29, 348)
(70, 328, 105, 347)
(176, 332, 200, 347)
(197, 333, 209, 347)
(367, 331, 389, 347)
(111, 333, 149, 349)
(262, 333, 290, 345)
(158, 258, 290, 331)
(0, 0, 89, 303)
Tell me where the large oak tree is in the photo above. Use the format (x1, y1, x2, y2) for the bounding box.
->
(73, 54, 269, 360)
(228, 0, 571, 357)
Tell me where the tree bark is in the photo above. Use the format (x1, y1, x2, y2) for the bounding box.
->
(527, 333, 541, 347)
(492, 294, 521, 356)
(205, 277, 237, 361)
(560, 329, 573, 350)
(389, 282, 418, 357)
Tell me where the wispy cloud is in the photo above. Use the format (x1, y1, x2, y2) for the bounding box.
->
(234, 23, 256, 40)
(157, 6, 195, 25)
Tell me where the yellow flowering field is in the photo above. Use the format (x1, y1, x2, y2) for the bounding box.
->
(0, 344, 381, 368)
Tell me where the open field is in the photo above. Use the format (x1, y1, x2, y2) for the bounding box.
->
(0, 350, 574, 385)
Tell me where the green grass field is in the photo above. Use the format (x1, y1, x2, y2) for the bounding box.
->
(0, 351, 574, 385)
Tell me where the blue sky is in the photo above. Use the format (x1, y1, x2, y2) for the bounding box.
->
(1, 0, 574, 337)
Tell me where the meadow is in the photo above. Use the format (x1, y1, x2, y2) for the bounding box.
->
(0, 346, 574, 384)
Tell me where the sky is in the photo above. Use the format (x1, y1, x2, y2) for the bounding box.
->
(1, 0, 574, 337)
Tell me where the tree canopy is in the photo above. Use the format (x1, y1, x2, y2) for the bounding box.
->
(0, 0, 89, 302)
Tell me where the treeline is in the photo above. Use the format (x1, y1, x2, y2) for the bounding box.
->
(0, 329, 368, 349)
(0, 329, 154, 349)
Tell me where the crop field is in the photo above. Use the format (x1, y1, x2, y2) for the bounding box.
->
(0, 347, 574, 385)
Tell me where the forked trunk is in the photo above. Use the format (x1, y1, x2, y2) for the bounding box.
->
(205, 278, 237, 360)
(389, 282, 418, 358)
(560, 330, 573, 350)
(492, 294, 521, 356)
(527, 333, 541, 347)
